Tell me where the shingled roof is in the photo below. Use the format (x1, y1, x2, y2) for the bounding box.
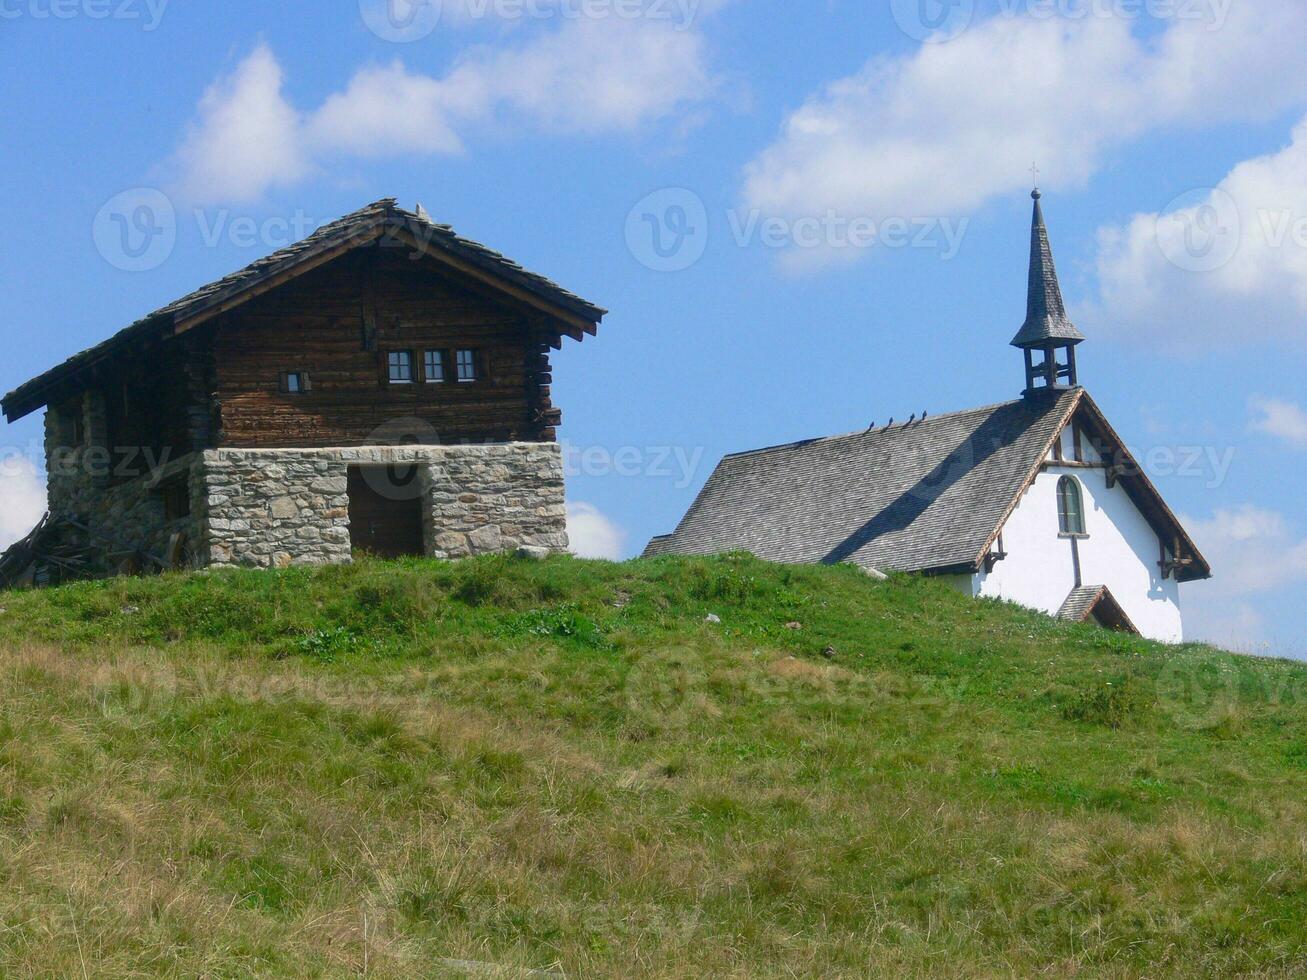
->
(1010, 190, 1085, 349)
(645, 389, 1081, 574)
(3, 198, 606, 422)
(1057, 584, 1139, 634)
(644, 387, 1211, 583)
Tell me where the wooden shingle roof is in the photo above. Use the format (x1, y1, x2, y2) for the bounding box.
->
(1057, 585, 1106, 622)
(1057, 584, 1139, 634)
(1011, 191, 1085, 349)
(645, 387, 1211, 583)
(645, 389, 1080, 574)
(3, 198, 606, 422)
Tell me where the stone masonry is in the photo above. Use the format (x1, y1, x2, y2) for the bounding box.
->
(194, 442, 569, 569)
(38, 411, 570, 570)
(42, 397, 203, 563)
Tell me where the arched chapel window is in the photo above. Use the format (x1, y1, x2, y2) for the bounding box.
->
(1057, 476, 1085, 535)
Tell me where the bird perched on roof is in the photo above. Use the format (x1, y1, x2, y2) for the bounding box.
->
(908, 413, 916, 424)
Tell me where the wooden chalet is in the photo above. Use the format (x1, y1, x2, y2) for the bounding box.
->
(0, 199, 606, 579)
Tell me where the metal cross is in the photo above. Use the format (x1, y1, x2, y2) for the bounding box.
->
(1030, 162, 1041, 189)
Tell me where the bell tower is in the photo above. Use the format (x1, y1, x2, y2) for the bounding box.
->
(1011, 189, 1085, 395)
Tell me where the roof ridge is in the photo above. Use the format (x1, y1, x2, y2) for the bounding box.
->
(719, 396, 1032, 462)
(3, 196, 605, 420)
(149, 197, 398, 308)
(645, 387, 1080, 572)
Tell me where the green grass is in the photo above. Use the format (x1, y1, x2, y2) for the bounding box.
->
(0, 553, 1304, 977)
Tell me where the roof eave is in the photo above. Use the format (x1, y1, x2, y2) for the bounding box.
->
(395, 219, 607, 323)
(967, 389, 1212, 583)
(3, 311, 173, 422)
(1009, 321, 1087, 349)
(919, 560, 985, 578)
(3, 202, 606, 422)
(1073, 391, 1213, 580)
(969, 388, 1086, 572)
(378, 221, 605, 339)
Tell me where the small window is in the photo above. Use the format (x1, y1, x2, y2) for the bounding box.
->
(424, 350, 447, 383)
(455, 349, 478, 383)
(1057, 476, 1086, 536)
(159, 477, 191, 522)
(280, 371, 309, 394)
(388, 351, 414, 384)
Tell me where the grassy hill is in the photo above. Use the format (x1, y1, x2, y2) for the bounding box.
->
(0, 554, 1304, 978)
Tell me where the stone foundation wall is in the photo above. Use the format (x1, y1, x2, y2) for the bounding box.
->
(194, 451, 352, 569)
(424, 445, 569, 559)
(42, 403, 203, 565)
(36, 417, 568, 572)
(45, 392, 111, 518)
(195, 443, 568, 569)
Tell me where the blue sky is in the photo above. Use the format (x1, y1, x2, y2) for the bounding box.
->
(1, 0, 1304, 657)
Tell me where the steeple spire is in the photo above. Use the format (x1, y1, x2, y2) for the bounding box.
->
(1011, 189, 1084, 394)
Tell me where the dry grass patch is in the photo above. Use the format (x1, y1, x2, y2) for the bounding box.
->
(0, 556, 1304, 976)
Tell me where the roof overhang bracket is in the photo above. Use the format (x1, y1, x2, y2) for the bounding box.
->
(1105, 455, 1127, 490)
(983, 534, 1008, 573)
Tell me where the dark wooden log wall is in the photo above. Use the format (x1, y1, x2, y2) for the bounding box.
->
(99, 339, 201, 480)
(210, 246, 556, 448)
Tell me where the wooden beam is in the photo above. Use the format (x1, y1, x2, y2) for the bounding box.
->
(1075, 393, 1210, 580)
(1105, 455, 1124, 489)
(172, 227, 389, 336)
(386, 226, 598, 339)
(360, 247, 379, 353)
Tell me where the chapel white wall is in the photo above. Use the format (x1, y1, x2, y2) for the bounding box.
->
(970, 458, 1183, 643)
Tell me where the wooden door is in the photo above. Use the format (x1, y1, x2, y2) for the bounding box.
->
(347, 466, 425, 558)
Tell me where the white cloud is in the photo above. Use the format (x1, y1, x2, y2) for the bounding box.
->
(0, 456, 47, 551)
(1182, 504, 1307, 655)
(310, 16, 710, 151)
(308, 61, 470, 157)
(1186, 505, 1307, 598)
(1250, 397, 1307, 448)
(741, 2, 1307, 269)
(439, 0, 728, 29)
(1093, 117, 1307, 347)
(566, 502, 626, 560)
(175, 14, 717, 204)
(175, 43, 310, 205)
(464, 15, 712, 134)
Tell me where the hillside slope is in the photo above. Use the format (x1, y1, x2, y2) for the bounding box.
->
(0, 555, 1304, 978)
